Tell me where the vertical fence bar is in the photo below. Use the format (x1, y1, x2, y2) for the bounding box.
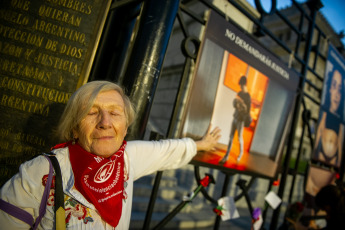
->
(270, 1, 323, 229)
(122, 0, 180, 140)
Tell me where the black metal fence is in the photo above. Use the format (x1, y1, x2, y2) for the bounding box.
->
(90, 0, 344, 229)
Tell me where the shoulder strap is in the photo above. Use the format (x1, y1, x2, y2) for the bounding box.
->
(0, 198, 35, 226)
(47, 155, 66, 230)
(32, 155, 54, 229)
(0, 155, 53, 229)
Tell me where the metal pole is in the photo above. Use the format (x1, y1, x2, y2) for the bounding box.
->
(152, 174, 215, 230)
(142, 132, 165, 230)
(143, 171, 163, 230)
(288, 111, 307, 203)
(121, 1, 180, 229)
(89, 1, 141, 82)
(269, 1, 323, 229)
(122, 0, 180, 140)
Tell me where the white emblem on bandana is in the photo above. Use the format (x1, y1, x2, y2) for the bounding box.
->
(94, 161, 115, 183)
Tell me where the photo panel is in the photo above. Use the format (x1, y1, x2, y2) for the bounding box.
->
(181, 11, 299, 179)
(312, 44, 345, 168)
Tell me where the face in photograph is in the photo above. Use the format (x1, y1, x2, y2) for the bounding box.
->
(328, 70, 342, 114)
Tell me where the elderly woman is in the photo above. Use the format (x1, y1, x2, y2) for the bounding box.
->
(0, 81, 221, 229)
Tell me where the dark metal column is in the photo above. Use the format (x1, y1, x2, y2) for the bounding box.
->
(269, 0, 323, 229)
(89, 0, 141, 82)
(122, 0, 180, 140)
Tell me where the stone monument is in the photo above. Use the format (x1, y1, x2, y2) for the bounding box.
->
(0, 0, 111, 186)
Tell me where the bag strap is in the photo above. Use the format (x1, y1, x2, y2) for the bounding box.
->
(0, 198, 35, 226)
(0, 155, 65, 229)
(0, 155, 53, 229)
(47, 155, 66, 230)
(32, 155, 55, 230)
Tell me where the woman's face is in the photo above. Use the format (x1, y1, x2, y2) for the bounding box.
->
(73, 90, 128, 158)
(329, 70, 342, 113)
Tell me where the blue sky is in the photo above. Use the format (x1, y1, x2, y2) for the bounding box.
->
(246, 0, 345, 46)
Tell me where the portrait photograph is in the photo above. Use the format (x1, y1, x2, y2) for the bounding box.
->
(312, 44, 345, 168)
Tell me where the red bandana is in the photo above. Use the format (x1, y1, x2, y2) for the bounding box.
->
(68, 141, 127, 227)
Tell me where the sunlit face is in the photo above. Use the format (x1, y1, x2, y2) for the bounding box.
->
(73, 90, 128, 158)
(329, 70, 342, 113)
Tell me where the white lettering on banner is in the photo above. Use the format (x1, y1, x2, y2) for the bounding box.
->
(225, 28, 290, 80)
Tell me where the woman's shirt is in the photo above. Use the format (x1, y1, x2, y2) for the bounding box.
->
(0, 138, 196, 229)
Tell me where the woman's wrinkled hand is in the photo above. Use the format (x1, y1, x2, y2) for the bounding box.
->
(195, 125, 221, 152)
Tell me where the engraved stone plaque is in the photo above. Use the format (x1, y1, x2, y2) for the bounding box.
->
(0, 0, 111, 186)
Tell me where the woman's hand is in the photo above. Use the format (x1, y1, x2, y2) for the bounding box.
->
(195, 126, 221, 152)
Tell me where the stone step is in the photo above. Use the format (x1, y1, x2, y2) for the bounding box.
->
(130, 206, 267, 230)
(129, 204, 218, 230)
(134, 174, 179, 187)
(133, 182, 191, 200)
(132, 195, 205, 213)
